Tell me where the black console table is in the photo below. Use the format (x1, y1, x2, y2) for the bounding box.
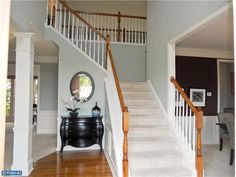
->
(60, 115, 104, 153)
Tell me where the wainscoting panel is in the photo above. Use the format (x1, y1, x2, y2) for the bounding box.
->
(37, 110, 57, 134)
(202, 116, 219, 144)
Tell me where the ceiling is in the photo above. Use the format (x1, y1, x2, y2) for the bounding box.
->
(177, 8, 233, 52)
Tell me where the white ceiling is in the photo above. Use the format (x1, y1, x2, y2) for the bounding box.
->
(177, 8, 233, 51)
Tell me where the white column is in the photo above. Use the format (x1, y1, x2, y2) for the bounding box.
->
(0, 0, 11, 174)
(11, 33, 34, 176)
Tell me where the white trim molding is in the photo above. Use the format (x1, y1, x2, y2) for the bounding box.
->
(104, 148, 118, 177)
(147, 80, 168, 119)
(176, 47, 234, 60)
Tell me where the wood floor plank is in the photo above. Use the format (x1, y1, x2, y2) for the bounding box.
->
(29, 150, 112, 177)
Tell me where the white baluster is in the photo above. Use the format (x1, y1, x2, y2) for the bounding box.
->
(127, 18, 130, 43)
(50, 0, 53, 26)
(108, 16, 111, 38)
(89, 27, 92, 57)
(54, 0, 58, 29)
(185, 104, 189, 148)
(63, 7, 66, 35)
(93, 31, 96, 61)
(181, 97, 184, 135)
(111, 16, 113, 42)
(181, 98, 185, 139)
(134, 18, 137, 43)
(101, 41, 104, 68)
(193, 115, 196, 154)
(59, 3, 62, 33)
(98, 36, 100, 64)
(176, 90, 179, 131)
(46, 0, 49, 25)
(189, 111, 193, 151)
(71, 14, 75, 43)
(81, 22, 84, 51)
(145, 20, 147, 44)
(76, 19, 79, 47)
(67, 11, 70, 39)
(138, 19, 141, 44)
(85, 25, 87, 54)
(114, 16, 116, 42)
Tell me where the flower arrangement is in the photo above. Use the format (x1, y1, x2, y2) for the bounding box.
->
(61, 90, 87, 113)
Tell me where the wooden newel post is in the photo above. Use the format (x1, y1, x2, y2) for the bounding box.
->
(196, 108, 203, 177)
(123, 108, 129, 177)
(117, 11, 121, 42)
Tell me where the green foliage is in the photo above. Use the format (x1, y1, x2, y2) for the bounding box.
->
(80, 76, 91, 87)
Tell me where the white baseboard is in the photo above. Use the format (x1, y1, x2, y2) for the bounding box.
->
(37, 110, 57, 134)
(104, 148, 118, 177)
(147, 80, 168, 118)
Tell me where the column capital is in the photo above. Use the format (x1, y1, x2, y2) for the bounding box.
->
(14, 32, 34, 39)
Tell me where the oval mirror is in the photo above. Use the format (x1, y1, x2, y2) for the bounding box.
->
(70, 71, 95, 102)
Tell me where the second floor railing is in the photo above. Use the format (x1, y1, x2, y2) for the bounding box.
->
(77, 11, 147, 44)
(170, 76, 203, 177)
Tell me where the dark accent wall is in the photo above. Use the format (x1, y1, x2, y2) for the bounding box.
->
(176, 56, 217, 116)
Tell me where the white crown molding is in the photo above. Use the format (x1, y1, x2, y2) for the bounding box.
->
(13, 32, 34, 38)
(176, 47, 234, 60)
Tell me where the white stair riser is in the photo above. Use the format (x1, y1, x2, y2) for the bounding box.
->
(129, 108, 161, 115)
(125, 99, 158, 106)
(130, 156, 183, 169)
(129, 129, 172, 137)
(121, 85, 151, 91)
(123, 91, 153, 97)
(129, 118, 167, 126)
(129, 115, 164, 119)
(120, 82, 148, 85)
(129, 142, 178, 152)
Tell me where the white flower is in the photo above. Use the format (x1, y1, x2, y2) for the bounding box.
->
(60, 95, 86, 112)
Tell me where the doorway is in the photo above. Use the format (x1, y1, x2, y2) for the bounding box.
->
(218, 60, 234, 112)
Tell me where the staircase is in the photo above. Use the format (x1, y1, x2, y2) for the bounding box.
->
(121, 82, 194, 177)
(46, 1, 203, 176)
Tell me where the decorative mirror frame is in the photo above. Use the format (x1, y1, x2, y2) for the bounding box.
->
(70, 71, 95, 102)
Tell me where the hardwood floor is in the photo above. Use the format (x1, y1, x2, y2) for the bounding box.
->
(29, 150, 112, 177)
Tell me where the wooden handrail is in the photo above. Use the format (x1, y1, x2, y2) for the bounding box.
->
(106, 36, 127, 112)
(59, 0, 106, 40)
(170, 76, 203, 177)
(106, 35, 129, 177)
(76, 10, 147, 19)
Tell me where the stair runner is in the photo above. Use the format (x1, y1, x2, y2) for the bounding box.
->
(121, 82, 193, 177)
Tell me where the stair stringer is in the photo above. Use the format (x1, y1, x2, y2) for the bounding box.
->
(147, 81, 197, 177)
(104, 79, 124, 177)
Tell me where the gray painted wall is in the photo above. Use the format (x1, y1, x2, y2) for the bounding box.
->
(11, 1, 46, 35)
(219, 62, 234, 112)
(39, 63, 58, 110)
(67, 1, 146, 16)
(45, 28, 107, 116)
(111, 43, 146, 82)
(146, 1, 228, 110)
